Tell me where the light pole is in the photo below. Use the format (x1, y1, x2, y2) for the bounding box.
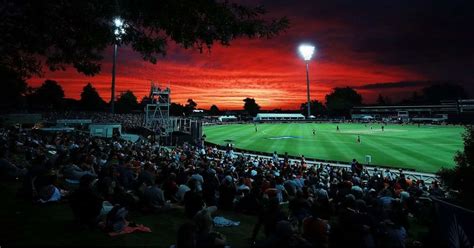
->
(111, 17, 126, 114)
(298, 44, 316, 118)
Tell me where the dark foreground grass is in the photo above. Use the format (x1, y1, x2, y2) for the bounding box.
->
(0, 181, 263, 247)
(0, 181, 429, 247)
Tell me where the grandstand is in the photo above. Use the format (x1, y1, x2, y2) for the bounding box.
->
(254, 113, 305, 121)
(351, 99, 474, 123)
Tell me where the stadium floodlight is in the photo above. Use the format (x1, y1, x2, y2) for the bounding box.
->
(110, 17, 126, 114)
(114, 18, 123, 28)
(298, 44, 315, 61)
(298, 44, 316, 118)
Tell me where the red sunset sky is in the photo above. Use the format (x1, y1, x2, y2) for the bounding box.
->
(27, 1, 474, 110)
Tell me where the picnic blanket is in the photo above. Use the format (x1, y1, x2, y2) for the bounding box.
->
(213, 216, 240, 227)
(108, 225, 152, 237)
(99, 221, 152, 237)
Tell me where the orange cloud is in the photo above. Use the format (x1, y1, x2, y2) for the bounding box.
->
(29, 19, 424, 110)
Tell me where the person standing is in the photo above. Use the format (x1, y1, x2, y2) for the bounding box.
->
(272, 151, 279, 164)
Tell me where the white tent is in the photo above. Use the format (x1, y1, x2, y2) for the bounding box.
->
(218, 115, 238, 122)
(254, 113, 305, 121)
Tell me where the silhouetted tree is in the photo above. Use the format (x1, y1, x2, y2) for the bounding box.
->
(325, 87, 362, 117)
(300, 100, 326, 117)
(30, 80, 65, 110)
(376, 94, 386, 105)
(272, 108, 283, 113)
(184, 99, 197, 116)
(401, 82, 468, 105)
(170, 102, 185, 116)
(422, 83, 468, 104)
(0, 1, 288, 80)
(115, 90, 138, 113)
(62, 98, 80, 111)
(79, 83, 107, 111)
(140, 96, 151, 105)
(400, 91, 422, 105)
(0, 67, 27, 110)
(139, 96, 152, 110)
(209, 105, 220, 115)
(243, 98, 260, 116)
(438, 126, 474, 208)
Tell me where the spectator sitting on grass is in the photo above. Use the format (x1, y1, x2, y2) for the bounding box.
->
(0, 149, 27, 180)
(173, 222, 197, 248)
(62, 159, 96, 182)
(193, 206, 226, 248)
(251, 197, 288, 243)
(143, 176, 175, 213)
(218, 175, 236, 211)
(256, 220, 312, 248)
(69, 174, 112, 227)
(184, 179, 205, 219)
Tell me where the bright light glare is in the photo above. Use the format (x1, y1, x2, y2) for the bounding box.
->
(298, 44, 315, 61)
(114, 18, 123, 28)
(113, 17, 126, 39)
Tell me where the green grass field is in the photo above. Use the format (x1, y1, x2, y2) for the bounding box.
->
(204, 123, 465, 173)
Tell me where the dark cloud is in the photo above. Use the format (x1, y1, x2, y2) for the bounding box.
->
(355, 81, 433, 90)
(261, 0, 474, 83)
(355, 80, 473, 100)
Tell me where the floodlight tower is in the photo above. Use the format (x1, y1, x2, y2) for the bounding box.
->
(298, 44, 316, 118)
(145, 82, 172, 136)
(110, 17, 126, 114)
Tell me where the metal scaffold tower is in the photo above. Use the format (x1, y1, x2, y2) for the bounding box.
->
(145, 82, 172, 136)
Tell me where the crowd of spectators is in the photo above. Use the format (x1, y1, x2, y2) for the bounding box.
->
(0, 126, 444, 248)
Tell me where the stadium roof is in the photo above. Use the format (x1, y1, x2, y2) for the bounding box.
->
(353, 105, 455, 109)
(218, 115, 237, 121)
(255, 113, 304, 118)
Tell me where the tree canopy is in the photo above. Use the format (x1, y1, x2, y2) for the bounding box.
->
(209, 104, 220, 115)
(184, 99, 198, 116)
(243, 97, 260, 116)
(0, 0, 289, 80)
(421, 83, 468, 104)
(438, 126, 474, 208)
(79, 83, 107, 111)
(376, 94, 386, 105)
(300, 100, 326, 117)
(30, 80, 65, 109)
(0, 67, 28, 110)
(325, 87, 363, 117)
(170, 102, 185, 116)
(399, 82, 468, 105)
(115, 90, 138, 113)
